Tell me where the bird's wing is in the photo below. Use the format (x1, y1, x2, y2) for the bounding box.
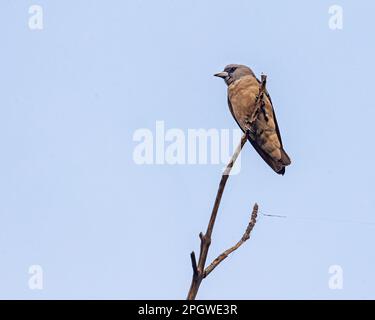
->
(228, 78, 290, 174)
(262, 87, 291, 167)
(228, 97, 286, 174)
(257, 77, 284, 148)
(264, 89, 283, 147)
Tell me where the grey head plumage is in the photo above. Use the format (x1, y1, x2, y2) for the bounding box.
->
(214, 64, 255, 85)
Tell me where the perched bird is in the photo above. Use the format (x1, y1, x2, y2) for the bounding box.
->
(215, 64, 291, 175)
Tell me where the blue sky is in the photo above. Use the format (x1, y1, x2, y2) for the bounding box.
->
(0, 0, 374, 299)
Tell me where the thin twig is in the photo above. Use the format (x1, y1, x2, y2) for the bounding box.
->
(186, 74, 267, 300)
(204, 203, 258, 277)
(249, 74, 268, 124)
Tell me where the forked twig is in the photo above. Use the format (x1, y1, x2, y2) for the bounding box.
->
(204, 203, 258, 277)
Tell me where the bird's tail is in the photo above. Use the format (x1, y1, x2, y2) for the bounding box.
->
(280, 148, 291, 166)
(276, 149, 291, 175)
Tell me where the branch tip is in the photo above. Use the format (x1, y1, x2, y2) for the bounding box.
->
(190, 251, 198, 276)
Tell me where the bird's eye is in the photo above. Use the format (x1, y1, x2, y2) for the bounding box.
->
(229, 67, 236, 73)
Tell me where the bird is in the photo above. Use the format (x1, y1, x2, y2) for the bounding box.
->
(215, 64, 291, 175)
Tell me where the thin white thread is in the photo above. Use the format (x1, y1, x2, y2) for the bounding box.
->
(259, 211, 375, 226)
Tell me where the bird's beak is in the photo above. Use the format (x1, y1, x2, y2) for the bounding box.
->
(214, 71, 229, 78)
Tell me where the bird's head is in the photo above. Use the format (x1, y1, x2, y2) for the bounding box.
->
(214, 64, 254, 85)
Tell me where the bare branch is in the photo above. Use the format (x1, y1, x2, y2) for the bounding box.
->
(204, 203, 258, 277)
(249, 74, 268, 124)
(186, 134, 247, 300)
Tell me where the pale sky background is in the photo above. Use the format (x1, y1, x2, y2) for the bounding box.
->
(1, 0, 374, 299)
